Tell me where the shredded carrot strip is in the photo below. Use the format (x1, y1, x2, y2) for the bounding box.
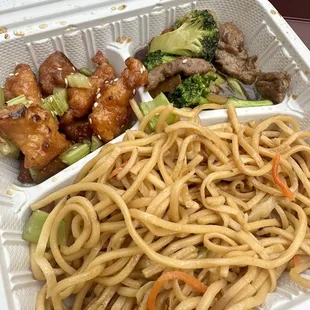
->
(147, 271, 208, 310)
(272, 152, 294, 200)
(108, 161, 129, 179)
(294, 255, 301, 267)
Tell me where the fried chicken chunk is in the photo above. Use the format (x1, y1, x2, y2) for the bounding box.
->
(60, 51, 115, 125)
(89, 57, 148, 142)
(39, 51, 76, 95)
(0, 104, 69, 169)
(5, 64, 42, 106)
(61, 119, 93, 143)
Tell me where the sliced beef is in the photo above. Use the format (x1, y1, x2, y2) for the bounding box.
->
(147, 57, 215, 91)
(61, 119, 93, 142)
(39, 51, 76, 96)
(150, 75, 182, 98)
(255, 72, 291, 103)
(215, 23, 261, 85)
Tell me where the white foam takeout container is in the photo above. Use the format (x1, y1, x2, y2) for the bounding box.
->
(1, 0, 310, 309)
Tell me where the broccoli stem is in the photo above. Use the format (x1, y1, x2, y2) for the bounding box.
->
(60, 143, 91, 166)
(0, 88, 5, 107)
(215, 75, 226, 86)
(227, 77, 247, 100)
(226, 98, 273, 108)
(139, 93, 176, 131)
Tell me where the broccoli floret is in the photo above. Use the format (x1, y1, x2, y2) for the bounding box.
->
(139, 93, 176, 131)
(168, 73, 217, 108)
(144, 50, 177, 71)
(150, 9, 219, 61)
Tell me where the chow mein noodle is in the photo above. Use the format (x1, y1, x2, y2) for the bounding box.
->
(31, 102, 310, 310)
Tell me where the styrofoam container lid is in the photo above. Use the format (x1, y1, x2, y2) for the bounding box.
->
(1, 0, 310, 309)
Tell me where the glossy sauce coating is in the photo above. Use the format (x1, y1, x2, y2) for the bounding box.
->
(5, 64, 42, 106)
(39, 51, 76, 95)
(0, 104, 69, 168)
(60, 51, 115, 125)
(90, 57, 148, 142)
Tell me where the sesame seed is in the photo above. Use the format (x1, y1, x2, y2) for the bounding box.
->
(114, 78, 118, 82)
(65, 78, 68, 87)
(96, 87, 100, 94)
(57, 67, 63, 71)
(142, 65, 146, 72)
(89, 117, 92, 124)
(132, 89, 136, 95)
(94, 102, 98, 108)
(96, 93, 101, 99)
(9, 73, 14, 76)
(97, 135, 101, 140)
(15, 73, 19, 76)
(28, 100, 33, 104)
(104, 80, 109, 84)
(72, 66, 76, 71)
(140, 68, 143, 74)
(182, 59, 188, 64)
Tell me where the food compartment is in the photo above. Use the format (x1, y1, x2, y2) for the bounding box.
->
(0, 41, 140, 190)
(0, 0, 310, 192)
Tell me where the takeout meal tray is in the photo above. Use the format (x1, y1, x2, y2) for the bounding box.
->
(1, 0, 310, 309)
